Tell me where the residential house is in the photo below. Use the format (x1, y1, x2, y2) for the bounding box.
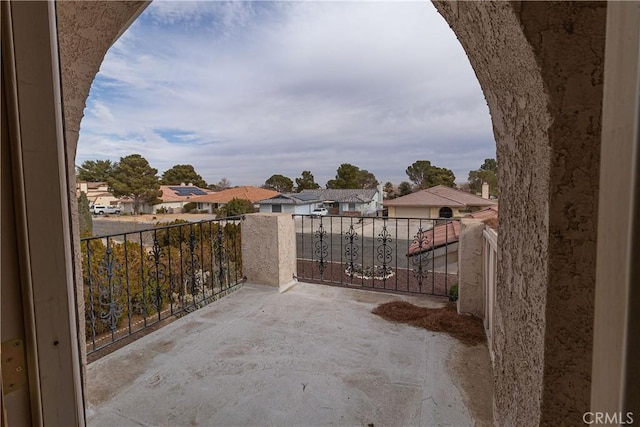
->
(296, 188, 383, 216)
(384, 185, 497, 219)
(191, 186, 280, 213)
(258, 192, 323, 214)
(76, 181, 120, 207)
(120, 185, 210, 214)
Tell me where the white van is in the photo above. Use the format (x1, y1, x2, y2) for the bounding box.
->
(90, 205, 121, 215)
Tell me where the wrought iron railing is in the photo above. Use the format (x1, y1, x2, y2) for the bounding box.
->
(81, 218, 245, 356)
(294, 215, 458, 297)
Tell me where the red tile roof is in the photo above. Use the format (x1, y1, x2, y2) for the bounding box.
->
(190, 186, 280, 204)
(406, 205, 498, 256)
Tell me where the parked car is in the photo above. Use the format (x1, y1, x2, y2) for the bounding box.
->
(91, 205, 121, 215)
(310, 207, 328, 216)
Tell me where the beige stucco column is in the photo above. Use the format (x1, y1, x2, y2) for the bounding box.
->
(457, 219, 484, 318)
(433, 1, 606, 424)
(55, 0, 149, 395)
(241, 214, 297, 292)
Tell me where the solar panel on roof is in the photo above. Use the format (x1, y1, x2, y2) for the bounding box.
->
(169, 187, 208, 196)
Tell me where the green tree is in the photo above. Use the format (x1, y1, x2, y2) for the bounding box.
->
(468, 158, 498, 196)
(160, 164, 207, 188)
(78, 191, 93, 236)
(264, 174, 294, 192)
(107, 154, 161, 215)
(77, 159, 115, 182)
(326, 163, 379, 189)
(383, 182, 395, 199)
(295, 171, 321, 192)
(398, 181, 413, 196)
(218, 198, 256, 218)
(405, 160, 456, 189)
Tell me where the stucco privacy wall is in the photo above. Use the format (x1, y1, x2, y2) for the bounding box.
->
(433, 1, 605, 424)
(457, 219, 484, 318)
(56, 0, 149, 385)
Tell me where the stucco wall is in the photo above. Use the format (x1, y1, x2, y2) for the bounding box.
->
(56, 0, 149, 390)
(457, 219, 484, 317)
(433, 1, 605, 424)
(519, 4, 604, 423)
(241, 214, 297, 290)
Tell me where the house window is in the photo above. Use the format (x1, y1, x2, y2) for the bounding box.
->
(272, 204, 282, 213)
(348, 203, 356, 211)
(439, 207, 453, 218)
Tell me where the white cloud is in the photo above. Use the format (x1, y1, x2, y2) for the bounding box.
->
(77, 1, 494, 187)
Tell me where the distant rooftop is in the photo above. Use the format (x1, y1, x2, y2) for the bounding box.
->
(158, 185, 210, 202)
(298, 188, 379, 203)
(191, 186, 280, 204)
(385, 185, 497, 207)
(258, 193, 322, 205)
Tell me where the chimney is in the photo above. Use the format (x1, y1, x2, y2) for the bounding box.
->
(481, 182, 490, 199)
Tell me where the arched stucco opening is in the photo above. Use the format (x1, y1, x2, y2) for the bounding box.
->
(432, 2, 606, 424)
(438, 207, 453, 218)
(55, 1, 607, 425)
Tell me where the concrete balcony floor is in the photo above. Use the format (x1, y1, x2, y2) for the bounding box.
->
(86, 283, 492, 426)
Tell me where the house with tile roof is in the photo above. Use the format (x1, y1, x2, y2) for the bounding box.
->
(76, 181, 120, 207)
(120, 184, 211, 214)
(257, 193, 323, 215)
(258, 188, 383, 216)
(384, 185, 497, 219)
(297, 188, 383, 216)
(191, 186, 280, 213)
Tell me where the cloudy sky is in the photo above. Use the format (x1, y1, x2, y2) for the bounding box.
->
(77, 0, 494, 188)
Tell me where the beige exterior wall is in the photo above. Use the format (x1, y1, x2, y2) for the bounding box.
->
(434, 1, 606, 424)
(91, 195, 120, 207)
(387, 205, 472, 219)
(457, 219, 484, 318)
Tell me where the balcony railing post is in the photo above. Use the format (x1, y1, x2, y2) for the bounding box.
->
(457, 218, 485, 317)
(241, 213, 297, 291)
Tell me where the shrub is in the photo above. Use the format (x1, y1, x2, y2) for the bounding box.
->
(448, 284, 459, 302)
(78, 192, 93, 236)
(182, 202, 197, 213)
(218, 198, 255, 218)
